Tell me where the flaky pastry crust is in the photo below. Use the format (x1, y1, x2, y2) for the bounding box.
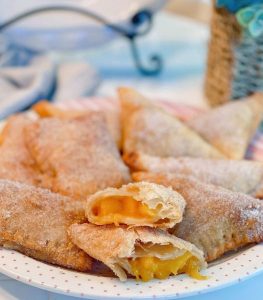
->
(0, 179, 91, 271)
(86, 181, 186, 229)
(188, 94, 263, 159)
(133, 172, 263, 262)
(118, 87, 224, 159)
(125, 152, 263, 198)
(69, 223, 206, 281)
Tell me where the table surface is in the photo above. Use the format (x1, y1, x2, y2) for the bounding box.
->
(1, 11, 263, 300)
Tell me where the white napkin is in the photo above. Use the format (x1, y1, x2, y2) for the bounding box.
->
(0, 56, 55, 119)
(0, 54, 100, 119)
(53, 62, 100, 103)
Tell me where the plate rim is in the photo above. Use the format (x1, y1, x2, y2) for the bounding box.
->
(0, 243, 263, 299)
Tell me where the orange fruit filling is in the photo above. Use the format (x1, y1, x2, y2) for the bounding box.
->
(129, 252, 207, 282)
(91, 196, 160, 225)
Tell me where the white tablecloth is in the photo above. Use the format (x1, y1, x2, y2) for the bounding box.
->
(0, 11, 262, 300)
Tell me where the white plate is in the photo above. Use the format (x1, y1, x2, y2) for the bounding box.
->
(0, 109, 263, 298)
(0, 108, 263, 299)
(0, 243, 263, 299)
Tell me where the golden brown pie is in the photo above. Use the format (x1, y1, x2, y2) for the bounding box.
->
(0, 114, 42, 186)
(125, 152, 263, 198)
(69, 223, 206, 281)
(188, 94, 263, 159)
(118, 87, 224, 159)
(86, 182, 185, 229)
(0, 179, 91, 271)
(24, 113, 130, 199)
(33, 100, 121, 148)
(133, 172, 263, 262)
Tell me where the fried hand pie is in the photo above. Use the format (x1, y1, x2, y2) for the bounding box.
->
(125, 152, 263, 198)
(188, 94, 263, 159)
(133, 172, 263, 262)
(25, 113, 130, 199)
(69, 223, 206, 282)
(0, 179, 91, 271)
(118, 87, 224, 159)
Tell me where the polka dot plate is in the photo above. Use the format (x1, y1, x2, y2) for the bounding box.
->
(0, 243, 262, 299)
(0, 102, 263, 298)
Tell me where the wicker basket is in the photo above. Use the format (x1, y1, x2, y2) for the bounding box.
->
(205, 4, 263, 107)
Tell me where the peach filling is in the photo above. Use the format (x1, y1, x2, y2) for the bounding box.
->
(91, 196, 160, 225)
(129, 252, 206, 282)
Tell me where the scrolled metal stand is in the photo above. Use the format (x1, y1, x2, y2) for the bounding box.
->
(0, 6, 163, 75)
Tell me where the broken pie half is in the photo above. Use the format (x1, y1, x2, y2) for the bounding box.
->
(133, 172, 263, 262)
(86, 182, 186, 229)
(69, 223, 206, 281)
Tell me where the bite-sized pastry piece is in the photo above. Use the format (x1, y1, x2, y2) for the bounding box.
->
(0, 179, 91, 271)
(133, 172, 263, 262)
(118, 87, 224, 159)
(25, 112, 130, 199)
(125, 152, 263, 198)
(33, 100, 121, 148)
(69, 223, 206, 282)
(86, 182, 185, 229)
(0, 114, 42, 186)
(188, 94, 263, 159)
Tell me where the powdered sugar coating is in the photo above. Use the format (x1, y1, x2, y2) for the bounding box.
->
(0, 179, 91, 271)
(0, 114, 41, 186)
(25, 113, 130, 200)
(120, 88, 224, 159)
(133, 172, 263, 262)
(125, 152, 263, 197)
(188, 95, 263, 159)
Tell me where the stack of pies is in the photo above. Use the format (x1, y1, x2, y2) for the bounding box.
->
(0, 87, 262, 283)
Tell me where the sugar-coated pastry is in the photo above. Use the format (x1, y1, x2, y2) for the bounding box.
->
(133, 172, 263, 262)
(0, 114, 42, 186)
(188, 94, 263, 159)
(118, 87, 224, 159)
(69, 223, 206, 282)
(0, 179, 92, 271)
(125, 152, 263, 198)
(33, 100, 121, 148)
(25, 113, 130, 199)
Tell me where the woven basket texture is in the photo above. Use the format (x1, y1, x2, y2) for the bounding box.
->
(205, 4, 263, 107)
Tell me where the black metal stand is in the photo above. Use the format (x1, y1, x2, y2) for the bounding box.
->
(0, 6, 163, 76)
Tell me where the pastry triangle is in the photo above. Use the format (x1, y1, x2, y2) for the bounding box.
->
(118, 87, 224, 159)
(133, 172, 263, 262)
(86, 181, 185, 229)
(188, 94, 263, 159)
(24, 112, 130, 200)
(125, 152, 263, 198)
(69, 223, 206, 282)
